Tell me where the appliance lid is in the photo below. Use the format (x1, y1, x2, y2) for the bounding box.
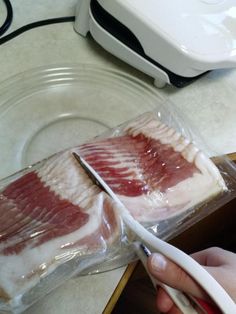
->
(97, 0, 236, 64)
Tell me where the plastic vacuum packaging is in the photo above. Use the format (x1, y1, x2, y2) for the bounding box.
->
(0, 108, 236, 313)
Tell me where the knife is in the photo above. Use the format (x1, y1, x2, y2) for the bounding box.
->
(72, 152, 235, 314)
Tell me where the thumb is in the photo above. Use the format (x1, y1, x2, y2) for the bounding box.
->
(147, 253, 209, 301)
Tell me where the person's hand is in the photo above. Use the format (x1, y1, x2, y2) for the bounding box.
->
(147, 247, 236, 313)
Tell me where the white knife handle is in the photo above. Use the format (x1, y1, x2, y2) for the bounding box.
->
(133, 242, 198, 314)
(124, 213, 236, 314)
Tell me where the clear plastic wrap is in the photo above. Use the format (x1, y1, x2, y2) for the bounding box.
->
(0, 108, 236, 313)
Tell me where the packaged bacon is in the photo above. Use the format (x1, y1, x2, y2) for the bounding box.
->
(0, 111, 235, 313)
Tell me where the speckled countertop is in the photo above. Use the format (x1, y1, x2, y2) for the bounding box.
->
(0, 1, 236, 313)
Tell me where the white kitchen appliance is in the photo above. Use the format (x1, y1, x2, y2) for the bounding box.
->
(74, 0, 236, 87)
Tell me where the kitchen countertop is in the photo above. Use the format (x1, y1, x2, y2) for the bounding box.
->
(0, 1, 236, 313)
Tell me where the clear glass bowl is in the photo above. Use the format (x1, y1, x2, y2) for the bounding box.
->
(0, 63, 165, 179)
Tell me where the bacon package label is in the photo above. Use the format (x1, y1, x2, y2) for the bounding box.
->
(0, 111, 235, 313)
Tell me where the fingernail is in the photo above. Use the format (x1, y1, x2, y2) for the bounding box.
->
(150, 253, 167, 272)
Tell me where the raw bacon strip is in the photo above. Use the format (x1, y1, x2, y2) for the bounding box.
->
(79, 113, 226, 221)
(0, 152, 120, 299)
(0, 172, 89, 254)
(0, 112, 226, 302)
(80, 134, 198, 194)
